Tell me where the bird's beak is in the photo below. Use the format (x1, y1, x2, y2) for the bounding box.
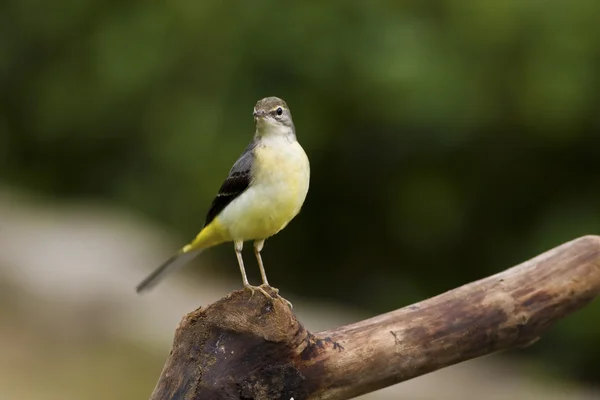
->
(253, 110, 266, 119)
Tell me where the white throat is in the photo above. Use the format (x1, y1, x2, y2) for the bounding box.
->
(255, 120, 296, 141)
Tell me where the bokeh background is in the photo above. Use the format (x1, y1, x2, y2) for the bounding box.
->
(1, 0, 599, 399)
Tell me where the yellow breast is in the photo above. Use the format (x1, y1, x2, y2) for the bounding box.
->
(217, 135, 310, 241)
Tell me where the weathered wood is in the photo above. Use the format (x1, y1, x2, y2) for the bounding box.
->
(148, 235, 600, 400)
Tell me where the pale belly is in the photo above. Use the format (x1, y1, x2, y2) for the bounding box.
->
(219, 139, 310, 241)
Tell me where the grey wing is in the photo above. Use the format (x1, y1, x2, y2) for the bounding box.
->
(203, 140, 257, 226)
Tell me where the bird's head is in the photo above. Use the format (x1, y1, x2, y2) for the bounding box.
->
(253, 97, 295, 137)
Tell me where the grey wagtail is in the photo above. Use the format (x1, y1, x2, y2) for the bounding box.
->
(136, 97, 310, 306)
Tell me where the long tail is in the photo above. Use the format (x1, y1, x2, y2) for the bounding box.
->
(136, 220, 228, 293)
(136, 249, 203, 293)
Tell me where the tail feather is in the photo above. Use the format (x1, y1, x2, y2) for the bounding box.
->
(136, 249, 203, 294)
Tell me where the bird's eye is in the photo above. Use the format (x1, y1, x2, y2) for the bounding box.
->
(276, 107, 283, 116)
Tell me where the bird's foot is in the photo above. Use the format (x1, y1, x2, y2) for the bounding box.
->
(244, 284, 273, 301)
(281, 297, 293, 310)
(260, 284, 293, 309)
(260, 283, 279, 294)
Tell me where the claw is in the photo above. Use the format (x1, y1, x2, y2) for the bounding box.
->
(260, 284, 293, 309)
(281, 297, 293, 310)
(245, 285, 255, 299)
(260, 283, 279, 294)
(244, 284, 273, 301)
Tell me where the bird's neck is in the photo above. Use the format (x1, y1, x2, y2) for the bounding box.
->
(255, 123, 296, 142)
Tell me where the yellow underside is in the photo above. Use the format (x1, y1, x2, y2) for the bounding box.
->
(217, 139, 309, 241)
(183, 133, 310, 253)
(184, 218, 229, 252)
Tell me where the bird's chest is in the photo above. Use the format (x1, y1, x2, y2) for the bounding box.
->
(253, 140, 310, 212)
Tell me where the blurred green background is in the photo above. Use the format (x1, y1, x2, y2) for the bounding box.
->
(1, 0, 599, 398)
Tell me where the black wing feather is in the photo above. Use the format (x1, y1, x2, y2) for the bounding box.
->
(204, 140, 256, 226)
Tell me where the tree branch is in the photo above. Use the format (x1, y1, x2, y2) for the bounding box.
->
(147, 235, 600, 400)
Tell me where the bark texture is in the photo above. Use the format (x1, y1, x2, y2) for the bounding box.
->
(148, 235, 600, 400)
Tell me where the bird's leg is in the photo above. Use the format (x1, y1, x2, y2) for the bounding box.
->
(254, 239, 277, 292)
(234, 240, 250, 287)
(235, 240, 272, 300)
(254, 239, 293, 309)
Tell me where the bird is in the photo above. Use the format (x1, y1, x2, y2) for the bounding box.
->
(136, 96, 310, 307)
